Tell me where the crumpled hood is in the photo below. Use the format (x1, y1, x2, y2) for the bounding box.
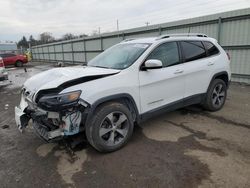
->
(24, 66, 120, 94)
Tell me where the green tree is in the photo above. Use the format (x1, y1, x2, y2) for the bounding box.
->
(39, 32, 54, 44)
(17, 36, 29, 49)
(62, 33, 76, 40)
(79, 33, 88, 38)
(29, 35, 37, 46)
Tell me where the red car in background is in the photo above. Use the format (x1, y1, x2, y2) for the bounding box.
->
(0, 53, 28, 67)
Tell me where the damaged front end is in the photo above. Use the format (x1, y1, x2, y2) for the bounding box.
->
(15, 89, 88, 142)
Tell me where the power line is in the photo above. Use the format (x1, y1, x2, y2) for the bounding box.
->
(89, 0, 248, 31)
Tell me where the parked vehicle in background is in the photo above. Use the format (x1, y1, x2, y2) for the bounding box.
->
(0, 57, 9, 86)
(15, 33, 231, 152)
(0, 53, 28, 67)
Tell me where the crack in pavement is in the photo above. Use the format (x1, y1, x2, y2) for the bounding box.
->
(181, 108, 250, 129)
(202, 112, 250, 129)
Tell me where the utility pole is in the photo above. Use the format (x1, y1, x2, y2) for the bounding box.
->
(98, 27, 101, 35)
(116, 19, 119, 31)
(145, 22, 150, 27)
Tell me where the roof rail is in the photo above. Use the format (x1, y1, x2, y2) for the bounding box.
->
(122, 38, 136, 42)
(156, 33, 208, 40)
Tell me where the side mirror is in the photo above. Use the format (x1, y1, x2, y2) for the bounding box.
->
(141, 59, 163, 70)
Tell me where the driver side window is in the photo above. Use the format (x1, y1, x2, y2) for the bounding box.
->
(147, 42, 180, 67)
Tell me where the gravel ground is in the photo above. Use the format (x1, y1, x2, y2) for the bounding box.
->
(0, 63, 250, 188)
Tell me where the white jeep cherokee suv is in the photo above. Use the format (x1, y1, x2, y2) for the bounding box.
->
(15, 33, 231, 152)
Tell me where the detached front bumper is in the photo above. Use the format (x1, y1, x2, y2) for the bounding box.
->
(15, 93, 85, 142)
(15, 94, 29, 132)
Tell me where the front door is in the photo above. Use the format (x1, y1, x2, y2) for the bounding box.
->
(139, 42, 185, 113)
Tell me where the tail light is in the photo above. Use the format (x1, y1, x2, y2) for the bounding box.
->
(0, 59, 4, 67)
(226, 52, 231, 61)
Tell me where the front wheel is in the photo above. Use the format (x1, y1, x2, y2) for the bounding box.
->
(203, 79, 227, 111)
(85, 102, 134, 152)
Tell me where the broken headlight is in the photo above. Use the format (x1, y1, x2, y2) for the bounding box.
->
(38, 90, 82, 111)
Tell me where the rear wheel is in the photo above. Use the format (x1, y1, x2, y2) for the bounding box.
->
(203, 79, 227, 111)
(86, 102, 134, 152)
(15, 61, 23, 67)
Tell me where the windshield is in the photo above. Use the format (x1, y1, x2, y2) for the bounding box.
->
(88, 43, 150, 70)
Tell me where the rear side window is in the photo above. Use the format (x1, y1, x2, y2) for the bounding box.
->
(147, 42, 180, 67)
(203, 41, 219, 56)
(181, 41, 206, 62)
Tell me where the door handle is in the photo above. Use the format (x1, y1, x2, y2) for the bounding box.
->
(207, 62, 214, 66)
(174, 69, 183, 74)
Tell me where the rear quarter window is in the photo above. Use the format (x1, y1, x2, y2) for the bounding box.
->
(203, 41, 220, 56)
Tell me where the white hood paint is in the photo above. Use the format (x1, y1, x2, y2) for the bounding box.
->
(24, 66, 120, 94)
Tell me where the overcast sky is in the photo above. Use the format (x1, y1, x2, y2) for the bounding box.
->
(1, 0, 250, 42)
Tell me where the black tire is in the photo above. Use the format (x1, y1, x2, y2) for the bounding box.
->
(203, 79, 227, 111)
(15, 61, 23, 67)
(85, 102, 134, 152)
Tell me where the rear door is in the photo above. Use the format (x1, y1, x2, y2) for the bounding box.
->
(139, 42, 185, 113)
(180, 41, 213, 98)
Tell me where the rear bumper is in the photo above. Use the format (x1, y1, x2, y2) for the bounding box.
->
(0, 71, 8, 80)
(0, 74, 10, 86)
(22, 58, 29, 63)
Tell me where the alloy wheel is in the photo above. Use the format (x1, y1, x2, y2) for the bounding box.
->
(99, 111, 129, 146)
(212, 83, 225, 108)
